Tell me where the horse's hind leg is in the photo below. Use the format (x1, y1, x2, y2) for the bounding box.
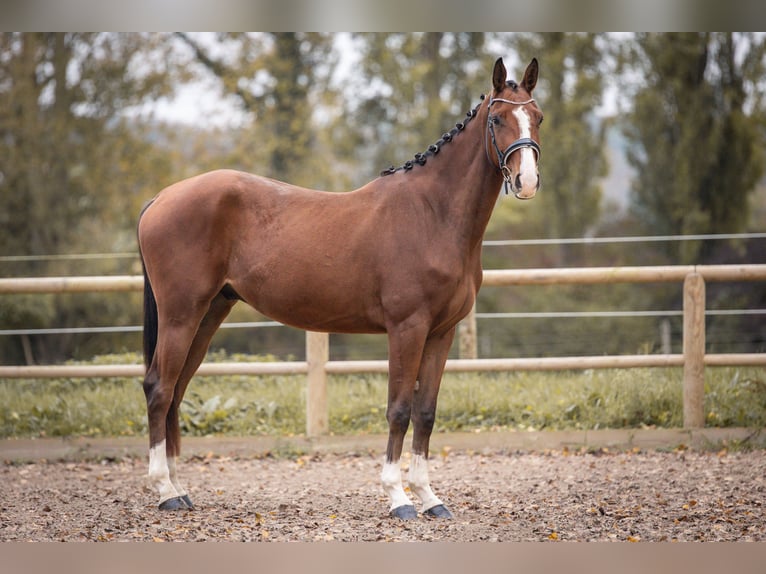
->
(409, 327, 456, 519)
(144, 299, 210, 511)
(164, 293, 236, 510)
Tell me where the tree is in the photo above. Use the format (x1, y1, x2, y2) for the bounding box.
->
(0, 33, 179, 363)
(176, 33, 342, 190)
(342, 33, 489, 186)
(498, 33, 609, 265)
(622, 33, 766, 263)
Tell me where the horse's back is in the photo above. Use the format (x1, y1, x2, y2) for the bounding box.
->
(145, 169, 298, 216)
(139, 169, 318, 247)
(137, 169, 388, 329)
(137, 167, 476, 334)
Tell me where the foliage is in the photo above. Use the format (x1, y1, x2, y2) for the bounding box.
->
(175, 32, 345, 191)
(0, 33, 179, 255)
(1, 33, 765, 365)
(0, 33, 182, 363)
(493, 33, 609, 265)
(621, 33, 766, 263)
(340, 33, 490, 186)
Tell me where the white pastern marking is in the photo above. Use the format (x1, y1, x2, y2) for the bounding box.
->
(408, 454, 444, 512)
(148, 440, 180, 504)
(512, 107, 539, 194)
(167, 456, 188, 498)
(381, 460, 412, 511)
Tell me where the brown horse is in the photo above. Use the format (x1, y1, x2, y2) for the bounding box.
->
(137, 57, 542, 519)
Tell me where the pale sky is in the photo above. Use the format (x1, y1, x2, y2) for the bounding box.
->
(140, 33, 622, 128)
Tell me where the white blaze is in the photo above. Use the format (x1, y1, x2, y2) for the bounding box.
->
(512, 106, 538, 197)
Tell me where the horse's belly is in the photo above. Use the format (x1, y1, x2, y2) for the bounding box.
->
(265, 301, 386, 333)
(232, 275, 386, 334)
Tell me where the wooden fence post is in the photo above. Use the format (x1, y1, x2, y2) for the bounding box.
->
(660, 318, 672, 354)
(306, 331, 329, 437)
(683, 273, 706, 428)
(458, 303, 478, 359)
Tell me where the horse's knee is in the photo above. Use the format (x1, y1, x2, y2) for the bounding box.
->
(387, 403, 411, 434)
(414, 407, 436, 433)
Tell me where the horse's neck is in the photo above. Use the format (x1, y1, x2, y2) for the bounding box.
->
(416, 116, 503, 252)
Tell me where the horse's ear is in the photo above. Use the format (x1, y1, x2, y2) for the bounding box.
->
(492, 57, 507, 93)
(522, 58, 538, 94)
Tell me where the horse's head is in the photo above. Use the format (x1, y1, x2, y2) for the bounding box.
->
(486, 57, 542, 200)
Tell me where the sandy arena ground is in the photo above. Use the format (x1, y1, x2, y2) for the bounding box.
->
(2, 435, 764, 542)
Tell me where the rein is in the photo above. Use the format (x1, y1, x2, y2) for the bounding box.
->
(485, 97, 541, 195)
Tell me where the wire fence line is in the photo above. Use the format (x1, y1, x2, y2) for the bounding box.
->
(482, 232, 766, 247)
(0, 252, 138, 263)
(2, 310, 765, 337)
(0, 321, 282, 337)
(2, 232, 765, 263)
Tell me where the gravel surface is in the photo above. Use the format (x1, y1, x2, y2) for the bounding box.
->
(2, 447, 765, 542)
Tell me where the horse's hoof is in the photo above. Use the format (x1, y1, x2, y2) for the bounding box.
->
(180, 494, 195, 510)
(390, 504, 418, 520)
(158, 496, 189, 511)
(424, 504, 453, 519)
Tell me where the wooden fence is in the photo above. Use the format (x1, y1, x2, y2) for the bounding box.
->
(1, 264, 765, 436)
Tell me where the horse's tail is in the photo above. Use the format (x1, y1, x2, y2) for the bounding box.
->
(138, 201, 158, 371)
(142, 261, 158, 370)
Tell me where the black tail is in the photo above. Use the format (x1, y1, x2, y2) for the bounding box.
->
(142, 262, 158, 370)
(138, 201, 158, 371)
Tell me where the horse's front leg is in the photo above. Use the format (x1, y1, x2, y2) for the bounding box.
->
(381, 321, 428, 520)
(409, 327, 456, 518)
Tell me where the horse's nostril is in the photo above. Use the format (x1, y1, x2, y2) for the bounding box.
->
(515, 174, 522, 190)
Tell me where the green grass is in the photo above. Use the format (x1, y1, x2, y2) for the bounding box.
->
(1, 353, 765, 439)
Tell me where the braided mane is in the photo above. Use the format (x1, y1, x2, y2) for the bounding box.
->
(380, 96, 486, 177)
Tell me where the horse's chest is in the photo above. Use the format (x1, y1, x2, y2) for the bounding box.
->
(421, 266, 477, 321)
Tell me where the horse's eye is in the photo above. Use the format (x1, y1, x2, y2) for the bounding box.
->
(491, 116, 500, 126)
(538, 116, 544, 126)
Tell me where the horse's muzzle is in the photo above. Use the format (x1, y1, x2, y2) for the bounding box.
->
(512, 172, 539, 200)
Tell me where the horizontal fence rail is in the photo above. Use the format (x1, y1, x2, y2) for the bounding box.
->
(3, 265, 765, 294)
(3, 353, 764, 381)
(0, 275, 143, 294)
(482, 264, 766, 285)
(1, 264, 766, 435)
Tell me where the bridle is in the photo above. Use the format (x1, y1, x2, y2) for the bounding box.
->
(485, 96, 541, 195)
